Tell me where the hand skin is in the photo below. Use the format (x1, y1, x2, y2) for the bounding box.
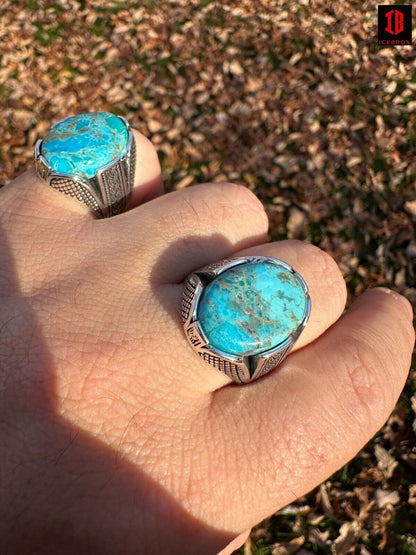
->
(0, 130, 414, 555)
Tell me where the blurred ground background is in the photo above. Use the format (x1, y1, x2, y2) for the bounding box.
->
(0, 0, 415, 553)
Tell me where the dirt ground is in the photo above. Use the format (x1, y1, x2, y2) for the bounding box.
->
(0, 1, 415, 552)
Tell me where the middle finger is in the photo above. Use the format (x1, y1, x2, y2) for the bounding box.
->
(155, 240, 346, 392)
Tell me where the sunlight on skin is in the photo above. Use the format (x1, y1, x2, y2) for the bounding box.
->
(0, 129, 413, 554)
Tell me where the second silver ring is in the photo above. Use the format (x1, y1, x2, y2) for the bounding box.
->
(35, 112, 136, 218)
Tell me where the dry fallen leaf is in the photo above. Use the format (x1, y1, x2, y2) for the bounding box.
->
(404, 200, 416, 218)
(332, 521, 360, 555)
(271, 536, 305, 555)
(374, 444, 398, 479)
(1, 1, 415, 553)
(374, 489, 400, 509)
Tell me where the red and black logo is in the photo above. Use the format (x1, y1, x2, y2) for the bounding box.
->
(378, 5, 412, 45)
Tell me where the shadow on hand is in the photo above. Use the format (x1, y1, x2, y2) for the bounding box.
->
(149, 230, 268, 323)
(0, 224, 239, 555)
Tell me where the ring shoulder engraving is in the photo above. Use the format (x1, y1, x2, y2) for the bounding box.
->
(182, 256, 310, 384)
(34, 113, 135, 218)
(49, 177, 103, 215)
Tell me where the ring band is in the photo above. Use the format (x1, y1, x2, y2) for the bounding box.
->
(182, 256, 311, 384)
(35, 112, 136, 218)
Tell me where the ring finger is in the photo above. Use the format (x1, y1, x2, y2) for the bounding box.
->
(162, 240, 346, 392)
(137, 184, 346, 392)
(2, 123, 163, 223)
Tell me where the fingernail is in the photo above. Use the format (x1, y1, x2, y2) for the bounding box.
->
(377, 287, 413, 320)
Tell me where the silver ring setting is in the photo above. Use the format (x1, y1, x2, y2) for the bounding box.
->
(35, 112, 136, 218)
(182, 256, 311, 384)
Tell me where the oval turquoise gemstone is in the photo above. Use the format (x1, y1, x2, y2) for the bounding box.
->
(197, 261, 308, 357)
(42, 112, 129, 180)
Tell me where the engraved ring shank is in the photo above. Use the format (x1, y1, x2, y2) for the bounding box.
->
(34, 112, 136, 218)
(182, 256, 311, 384)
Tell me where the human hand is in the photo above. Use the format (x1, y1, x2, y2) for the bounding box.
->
(0, 129, 413, 554)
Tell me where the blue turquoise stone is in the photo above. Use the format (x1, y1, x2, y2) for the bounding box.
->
(42, 112, 128, 180)
(197, 261, 307, 356)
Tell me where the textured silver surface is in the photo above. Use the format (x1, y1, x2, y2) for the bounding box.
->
(34, 116, 136, 218)
(182, 256, 311, 384)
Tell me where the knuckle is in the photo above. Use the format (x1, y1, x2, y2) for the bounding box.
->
(198, 182, 263, 212)
(284, 241, 346, 316)
(313, 245, 343, 284)
(177, 182, 268, 231)
(339, 334, 394, 429)
(306, 245, 347, 311)
(217, 182, 268, 219)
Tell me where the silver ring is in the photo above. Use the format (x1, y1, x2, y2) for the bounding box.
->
(35, 112, 136, 218)
(182, 256, 311, 384)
